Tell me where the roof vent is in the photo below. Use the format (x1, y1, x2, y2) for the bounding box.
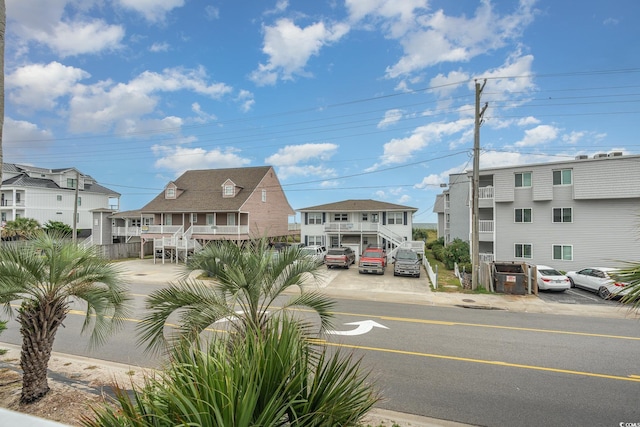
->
(608, 151, 623, 157)
(593, 153, 608, 159)
(575, 155, 588, 160)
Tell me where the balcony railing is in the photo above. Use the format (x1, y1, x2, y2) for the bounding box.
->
(1, 200, 26, 207)
(479, 220, 494, 233)
(323, 222, 380, 232)
(479, 186, 494, 199)
(479, 253, 495, 263)
(190, 225, 249, 235)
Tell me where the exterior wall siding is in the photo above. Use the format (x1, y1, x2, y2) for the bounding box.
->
(574, 157, 640, 199)
(241, 169, 293, 238)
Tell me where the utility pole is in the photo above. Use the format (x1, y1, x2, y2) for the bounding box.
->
(471, 80, 488, 290)
(73, 170, 79, 245)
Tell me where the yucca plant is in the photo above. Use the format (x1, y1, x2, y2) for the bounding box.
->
(612, 262, 640, 311)
(137, 237, 335, 354)
(84, 317, 379, 427)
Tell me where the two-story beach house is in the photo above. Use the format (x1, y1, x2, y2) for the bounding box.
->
(434, 153, 640, 270)
(111, 166, 295, 260)
(1, 163, 120, 235)
(298, 199, 422, 261)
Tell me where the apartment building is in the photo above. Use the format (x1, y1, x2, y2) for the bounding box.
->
(434, 153, 640, 270)
(1, 163, 120, 234)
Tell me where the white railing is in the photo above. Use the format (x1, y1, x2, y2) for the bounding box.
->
(479, 253, 495, 263)
(191, 225, 249, 235)
(113, 226, 141, 237)
(479, 186, 494, 199)
(423, 256, 437, 289)
(479, 220, 494, 233)
(142, 225, 181, 234)
(324, 222, 379, 232)
(288, 223, 301, 231)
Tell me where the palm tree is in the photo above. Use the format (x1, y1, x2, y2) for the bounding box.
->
(1, 217, 41, 240)
(0, 231, 131, 403)
(612, 263, 640, 311)
(0, 0, 5, 191)
(137, 237, 335, 353)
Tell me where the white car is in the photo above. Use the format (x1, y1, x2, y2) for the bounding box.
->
(536, 265, 570, 291)
(299, 245, 327, 264)
(565, 267, 630, 299)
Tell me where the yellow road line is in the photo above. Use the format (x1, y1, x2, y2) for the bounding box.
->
(321, 341, 640, 383)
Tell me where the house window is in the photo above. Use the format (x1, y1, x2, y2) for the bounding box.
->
(514, 243, 532, 259)
(362, 213, 368, 221)
(227, 214, 236, 226)
(553, 244, 573, 260)
(334, 213, 348, 222)
(67, 178, 77, 189)
(206, 214, 214, 225)
(553, 208, 572, 223)
(308, 213, 322, 224)
(77, 197, 82, 206)
(164, 215, 172, 225)
(57, 195, 62, 202)
(371, 213, 379, 223)
(308, 235, 323, 245)
(262, 189, 267, 202)
(224, 185, 234, 196)
(191, 213, 198, 223)
(514, 208, 532, 223)
(515, 172, 532, 188)
(387, 212, 403, 225)
(553, 169, 572, 186)
(166, 188, 175, 199)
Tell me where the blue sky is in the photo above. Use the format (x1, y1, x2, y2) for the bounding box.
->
(4, 0, 640, 222)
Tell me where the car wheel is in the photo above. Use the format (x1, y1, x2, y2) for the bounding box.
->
(568, 278, 575, 288)
(598, 286, 611, 299)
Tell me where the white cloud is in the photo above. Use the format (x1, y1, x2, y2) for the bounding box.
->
(414, 164, 468, 189)
(205, 5, 220, 20)
(236, 90, 255, 113)
(68, 67, 233, 133)
(42, 20, 125, 57)
(250, 18, 350, 85)
(3, 118, 54, 162)
(429, 70, 470, 98)
(370, 118, 474, 169)
(377, 109, 404, 128)
(517, 116, 540, 126)
(276, 165, 337, 180)
(397, 194, 411, 204)
(345, 0, 428, 37)
(562, 131, 585, 145)
(513, 124, 559, 147)
(116, 0, 185, 22)
(150, 42, 170, 52)
(478, 150, 565, 169)
(152, 146, 251, 175)
(7, 62, 90, 111)
(265, 143, 338, 166)
(385, 0, 536, 78)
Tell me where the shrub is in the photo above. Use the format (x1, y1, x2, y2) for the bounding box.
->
(442, 238, 471, 270)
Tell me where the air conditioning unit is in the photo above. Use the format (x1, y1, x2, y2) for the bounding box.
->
(593, 153, 608, 159)
(608, 151, 623, 157)
(575, 155, 588, 160)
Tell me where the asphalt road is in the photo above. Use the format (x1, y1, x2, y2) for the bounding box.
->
(536, 286, 622, 305)
(2, 274, 639, 426)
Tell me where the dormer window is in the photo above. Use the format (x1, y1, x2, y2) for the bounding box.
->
(166, 188, 176, 199)
(223, 184, 234, 197)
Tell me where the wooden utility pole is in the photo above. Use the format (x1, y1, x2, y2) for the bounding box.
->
(471, 80, 488, 290)
(73, 171, 79, 244)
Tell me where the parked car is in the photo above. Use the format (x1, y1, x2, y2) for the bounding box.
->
(536, 265, 570, 292)
(358, 247, 387, 275)
(325, 247, 356, 269)
(565, 267, 630, 299)
(299, 245, 327, 264)
(393, 249, 421, 278)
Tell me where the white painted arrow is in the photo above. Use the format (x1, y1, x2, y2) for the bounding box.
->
(326, 320, 389, 336)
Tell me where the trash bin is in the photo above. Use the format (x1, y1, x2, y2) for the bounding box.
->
(493, 262, 526, 295)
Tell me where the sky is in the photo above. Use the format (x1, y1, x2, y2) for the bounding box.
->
(4, 0, 640, 223)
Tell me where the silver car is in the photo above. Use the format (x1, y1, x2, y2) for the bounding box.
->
(565, 267, 630, 299)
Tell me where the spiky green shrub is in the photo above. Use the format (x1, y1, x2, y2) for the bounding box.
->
(84, 318, 379, 427)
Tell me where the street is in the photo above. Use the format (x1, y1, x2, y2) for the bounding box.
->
(2, 273, 639, 426)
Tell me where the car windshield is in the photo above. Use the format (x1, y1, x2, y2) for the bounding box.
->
(300, 248, 316, 255)
(362, 250, 380, 257)
(396, 251, 417, 260)
(327, 249, 344, 255)
(539, 269, 562, 276)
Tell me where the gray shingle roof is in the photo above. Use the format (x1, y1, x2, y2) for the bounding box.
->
(298, 199, 417, 212)
(140, 166, 273, 213)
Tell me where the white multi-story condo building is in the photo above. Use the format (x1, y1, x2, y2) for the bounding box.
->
(1, 163, 120, 234)
(434, 152, 640, 270)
